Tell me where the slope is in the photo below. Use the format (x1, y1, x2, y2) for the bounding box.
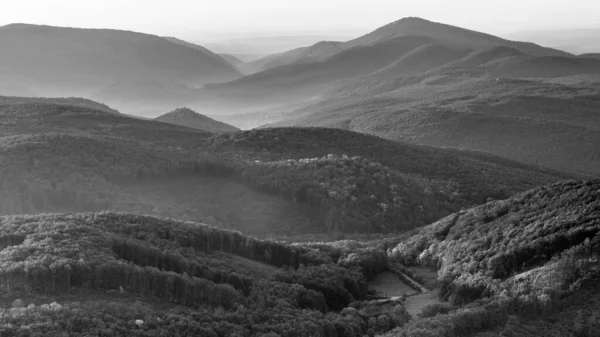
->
(0, 212, 407, 336)
(245, 41, 345, 73)
(272, 77, 600, 176)
(197, 18, 590, 115)
(370, 44, 472, 77)
(347, 17, 569, 56)
(204, 36, 440, 103)
(0, 23, 241, 115)
(155, 107, 240, 133)
(162, 36, 234, 69)
(378, 179, 600, 336)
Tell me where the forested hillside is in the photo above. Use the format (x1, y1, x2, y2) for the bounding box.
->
(0, 212, 402, 336)
(0, 102, 573, 235)
(379, 179, 600, 336)
(1, 180, 599, 336)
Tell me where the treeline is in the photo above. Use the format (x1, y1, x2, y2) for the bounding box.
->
(231, 154, 453, 233)
(88, 212, 333, 268)
(0, 260, 242, 309)
(208, 127, 568, 205)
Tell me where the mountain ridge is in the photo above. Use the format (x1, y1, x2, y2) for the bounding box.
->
(246, 17, 571, 74)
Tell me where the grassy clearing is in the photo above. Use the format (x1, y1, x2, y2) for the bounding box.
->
(403, 289, 444, 318)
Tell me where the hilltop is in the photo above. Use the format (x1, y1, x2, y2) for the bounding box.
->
(155, 107, 240, 133)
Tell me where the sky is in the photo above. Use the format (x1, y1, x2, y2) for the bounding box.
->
(1, 0, 599, 41)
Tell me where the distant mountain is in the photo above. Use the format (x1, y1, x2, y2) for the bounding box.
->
(201, 18, 590, 112)
(245, 41, 345, 73)
(369, 44, 471, 77)
(162, 36, 234, 68)
(485, 55, 600, 78)
(205, 36, 441, 103)
(269, 77, 600, 176)
(347, 17, 569, 56)
(202, 34, 355, 57)
(506, 28, 600, 54)
(155, 107, 239, 133)
(219, 53, 244, 67)
(250, 17, 570, 73)
(0, 23, 241, 114)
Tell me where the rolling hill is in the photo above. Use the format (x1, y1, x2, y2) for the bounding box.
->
(0, 101, 574, 236)
(204, 36, 442, 103)
(155, 107, 240, 133)
(269, 76, 600, 177)
(1, 180, 598, 336)
(0, 212, 400, 336)
(0, 23, 241, 115)
(197, 17, 599, 118)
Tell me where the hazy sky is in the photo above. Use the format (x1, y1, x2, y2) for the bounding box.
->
(1, 0, 599, 41)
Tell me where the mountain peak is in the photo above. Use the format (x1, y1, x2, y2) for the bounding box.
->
(347, 17, 570, 57)
(395, 17, 431, 23)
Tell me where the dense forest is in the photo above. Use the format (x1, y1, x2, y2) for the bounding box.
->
(1, 179, 599, 336)
(0, 102, 575, 235)
(379, 180, 600, 336)
(0, 212, 401, 336)
(1, 100, 599, 336)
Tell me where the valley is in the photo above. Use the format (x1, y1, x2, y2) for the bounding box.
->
(1, 10, 600, 337)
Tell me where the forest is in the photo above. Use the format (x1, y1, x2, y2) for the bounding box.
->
(0, 101, 599, 336)
(0, 102, 575, 235)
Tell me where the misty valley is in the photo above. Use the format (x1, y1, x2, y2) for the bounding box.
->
(0, 7, 600, 337)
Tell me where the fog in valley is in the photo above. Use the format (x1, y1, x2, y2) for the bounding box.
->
(1, 1, 600, 336)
